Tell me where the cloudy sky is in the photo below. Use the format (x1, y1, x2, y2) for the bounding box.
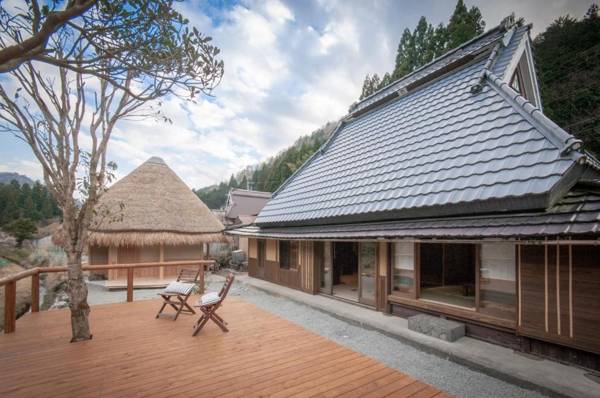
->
(0, 0, 593, 189)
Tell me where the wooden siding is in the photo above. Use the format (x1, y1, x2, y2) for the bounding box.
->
(0, 299, 446, 397)
(300, 241, 315, 293)
(519, 244, 600, 354)
(106, 244, 203, 281)
(248, 238, 257, 259)
(248, 239, 311, 292)
(266, 239, 278, 261)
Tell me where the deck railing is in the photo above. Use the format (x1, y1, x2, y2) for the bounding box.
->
(0, 259, 215, 334)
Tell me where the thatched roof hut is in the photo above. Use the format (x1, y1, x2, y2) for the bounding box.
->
(89, 156, 225, 247)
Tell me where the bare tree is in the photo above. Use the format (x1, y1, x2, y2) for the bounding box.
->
(0, 1, 223, 342)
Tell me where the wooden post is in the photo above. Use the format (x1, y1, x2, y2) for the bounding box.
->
(159, 244, 164, 281)
(199, 265, 205, 294)
(127, 267, 134, 302)
(31, 272, 39, 313)
(475, 244, 480, 311)
(4, 281, 16, 333)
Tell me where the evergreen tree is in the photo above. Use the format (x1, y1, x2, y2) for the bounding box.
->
(0, 179, 61, 225)
(364, 0, 485, 98)
(393, 28, 416, 79)
(534, 4, 600, 156)
(3, 217, 37, 247)
(446, 0, 485, 50)
(239, 175, 248, 190)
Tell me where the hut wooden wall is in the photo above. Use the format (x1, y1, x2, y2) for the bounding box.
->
(519, 243, 600, 355)
(95, 244, 204, 281)
(247, 238, 311, 292)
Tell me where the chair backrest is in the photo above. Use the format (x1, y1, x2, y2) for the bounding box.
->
(218, 273, 235, 300)
(176, 267, 201, 284)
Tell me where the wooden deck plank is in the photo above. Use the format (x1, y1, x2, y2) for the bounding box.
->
(0, 297, 448, 397)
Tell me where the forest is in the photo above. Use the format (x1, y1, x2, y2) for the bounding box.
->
(194, 1, 599, 210)
(0, 180, 61, 227)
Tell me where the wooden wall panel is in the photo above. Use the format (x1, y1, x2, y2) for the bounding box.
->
(546, 245, 558, 336)
(248, 258, 258, 277)
(248, 238, 257, 259)
(519, 243, 600, 355)
(89, 246, 109, 265)
(266, 239, 278, 261)
(571, 245, 600, 353)
(299, 241, 314, 293)
(520, 245, 546, 334)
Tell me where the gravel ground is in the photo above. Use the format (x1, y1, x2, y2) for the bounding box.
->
(86, 278, 547, 398)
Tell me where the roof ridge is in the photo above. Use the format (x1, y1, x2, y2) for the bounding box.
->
(484, 70, 584, 161)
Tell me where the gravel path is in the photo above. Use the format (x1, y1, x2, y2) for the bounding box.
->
(86, 278, 547, 398)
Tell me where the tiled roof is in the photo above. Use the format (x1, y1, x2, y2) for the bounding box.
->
(254, 24, 588, 228)
(231, 189, 600, 239)
(226, 189, 271, 219)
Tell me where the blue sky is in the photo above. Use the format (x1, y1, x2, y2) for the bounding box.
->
(0, 0, 593, 188)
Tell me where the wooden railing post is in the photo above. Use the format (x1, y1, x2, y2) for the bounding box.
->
(126, 267, 134, 302)
(31, 272, 39, 313)
(4, 281, 17, 333)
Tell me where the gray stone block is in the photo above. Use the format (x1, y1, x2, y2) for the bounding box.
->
(407, 314, 465, 342)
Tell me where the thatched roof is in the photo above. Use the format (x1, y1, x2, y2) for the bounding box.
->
(89, 157, 225, 247)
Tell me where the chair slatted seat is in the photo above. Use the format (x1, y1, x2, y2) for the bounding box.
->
(156, 267, 201, 321)
(192, 273, 235, 336)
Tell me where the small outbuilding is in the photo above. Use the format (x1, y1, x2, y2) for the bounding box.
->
(88, 156, 225, 287)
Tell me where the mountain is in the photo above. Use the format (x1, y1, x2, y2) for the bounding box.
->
(0, 173, 34, 186)
(195, 121, 337, 209)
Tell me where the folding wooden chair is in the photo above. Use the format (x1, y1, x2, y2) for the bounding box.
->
(192, 273, 235, 336)
(156, 267, 201, 320)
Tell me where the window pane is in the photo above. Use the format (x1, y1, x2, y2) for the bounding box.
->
(360, 243, 377, 272)
(392, 242, 414, 295)
(279, 241, 290, 269)
(479, 243, 516, 320)
(419, 243, 476, 309)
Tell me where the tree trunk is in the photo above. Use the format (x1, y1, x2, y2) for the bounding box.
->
(67, 251, 92, 342)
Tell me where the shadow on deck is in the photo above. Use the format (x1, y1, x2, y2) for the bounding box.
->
(0, 298, 449, 397)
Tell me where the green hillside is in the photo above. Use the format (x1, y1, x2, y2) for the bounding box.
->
(195, 122, 337, 209)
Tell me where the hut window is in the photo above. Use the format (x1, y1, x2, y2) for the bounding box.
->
(479, 242, 516, 320)
(392, 242, 415, 295)
(279, 240, 299, 269)
(419, 243, 476, 309)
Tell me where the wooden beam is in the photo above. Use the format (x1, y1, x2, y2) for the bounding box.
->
(3, 281, 16, 333)
(31, 272, 39, 313)
(126, 268, 134, 302)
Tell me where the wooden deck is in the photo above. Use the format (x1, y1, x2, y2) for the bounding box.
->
(0, 298, 449, 397)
